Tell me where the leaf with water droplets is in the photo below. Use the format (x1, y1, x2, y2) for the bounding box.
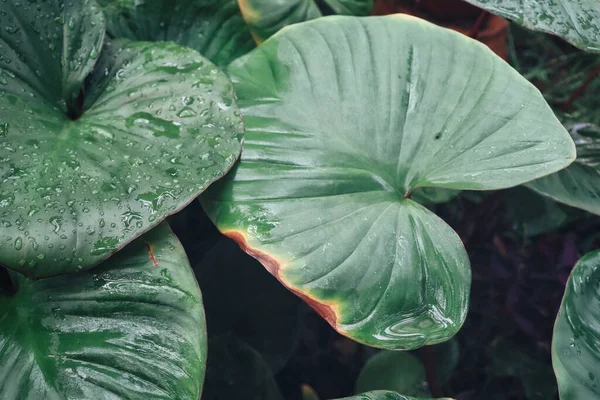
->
(527, 123, 600, 215)
(98, 0, 254, 67)
(0, 32, 243, 277)
(201, 15, 575, 349)
(553, 250, 600, 400)
(464, 0, 600, 53)
(0, 0, 105, 112)
(0, 223, 206, 399)
(238, 0, 373, 43)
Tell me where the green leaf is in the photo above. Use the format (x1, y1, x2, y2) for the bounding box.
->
(553, 250, 600, 400)
(503, 187, 568, 238)
(202, 14, 574, 349)
(527, 123, 600, 216)
(335, 391, 452, 400)
(238, 0, 372, 43)
(0, 0, 104, 113)
(464, 0, 600, 53)
(202, 334, 284, 400)
(196, 238, 300, 372)
(98, 0, 254, 67)
(356, 351, 430, 396)
(0, 223, 206, 399)
(0, 32, 243, 278)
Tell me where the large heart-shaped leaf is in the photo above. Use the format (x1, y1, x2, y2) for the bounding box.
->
(238, 0, 372, 43)
(201, 15, 575, 350)
(553, 250, 600, 400)
(336, 391, 451, 400)
(464, 0, 600, 53)
(98, 0, 255, 67)
(527, 123, 600, 216)
(0, 223, 206, 399)
(356, 351, 429, 396)
(0, 1, 243, 278)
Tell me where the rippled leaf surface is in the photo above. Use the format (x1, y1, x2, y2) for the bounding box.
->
(0, 223, 206, 400)
(201, 15, 575, 349)
(238, 0, 372, 42)
(356, 351, 429, 396)
(553, 250, 600, 400)
(336, 391, 451, 400)
(527, 123, 600, 215)
(464, 0, 600, 52)
(0, 0, 104, 112)
(98, 0, 254, 67)
(0, 27, 243, 277)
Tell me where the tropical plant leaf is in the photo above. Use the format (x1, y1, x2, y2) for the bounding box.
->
(335, 391, 451, 400)
(0, 0, 104, 113)
(0, 16, 243, 278)
(98, 0, 254, 67)
(553, 250, 600, 400)
(464, 0, 600, 53)
(202, 334, 284, 400)
(238, 0, 372, 43)
(356, 351, 430, 396)
(201, 15, 574, 349)
(503, 187, 568, 238)
(0, 223, 206, 399)
(527, 123, 600, 216)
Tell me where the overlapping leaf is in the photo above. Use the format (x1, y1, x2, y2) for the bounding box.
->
(553, 250, 600, 400)
(356, 351, 430, 396)
(202, 15, 575, 349)
(238, 0, 372, 42)
(527, 123, 600, 216)
(0, 223, 206, 399)
(0, 0, 243, 278)
(98, 0, 255, 67)
(464, 0, 600, 53)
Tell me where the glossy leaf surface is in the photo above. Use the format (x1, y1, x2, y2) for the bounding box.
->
(238, 0, 372, 42)
(0, 0, 104, 112)
(202, 15, 574, 349)
(0, 32, 243, 277)
(356, 351, 429, 396)
(336, 391, 451, 400)
(464, 0, 600, 53)
(0, 223, 206, 399)
(99, 0, 254, 67)
(527, 123, 600, 216)
(553, 250, 600, 400)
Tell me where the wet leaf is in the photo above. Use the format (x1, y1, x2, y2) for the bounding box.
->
(99, 0, 254, 67)
(464, 0, 600, 53)
(202, 15, 574, 349)
(0, 33, 243, 277)
(0, 223, 206, 399)
(553, 250, 600, 400)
